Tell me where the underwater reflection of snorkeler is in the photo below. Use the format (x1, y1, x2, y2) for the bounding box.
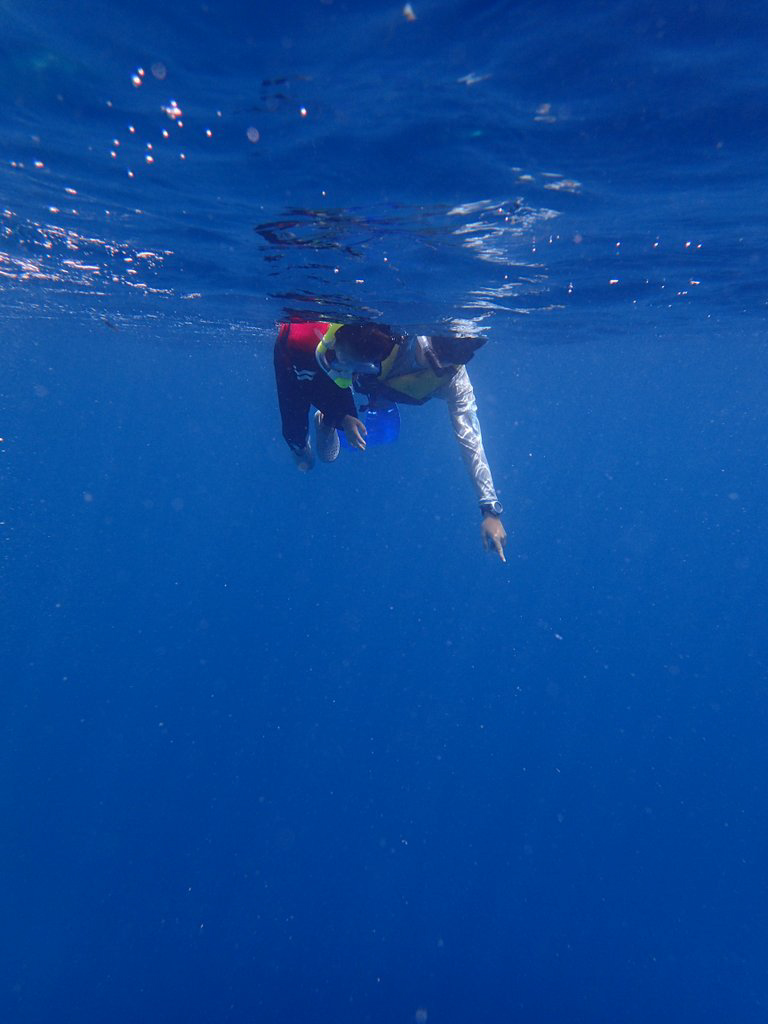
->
(273, 321, 507, 562)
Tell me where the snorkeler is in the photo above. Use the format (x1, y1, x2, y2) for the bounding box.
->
(273, 320, 507, 562)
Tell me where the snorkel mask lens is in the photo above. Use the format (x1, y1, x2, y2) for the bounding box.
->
(316, 325, 379, 388)
(325, 354, 354, 390)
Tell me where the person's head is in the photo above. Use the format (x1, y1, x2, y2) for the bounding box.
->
(334, 323, 395, 366)
(316, 322, 396, 388)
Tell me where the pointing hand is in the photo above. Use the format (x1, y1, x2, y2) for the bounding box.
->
(482, 515, 507, 563)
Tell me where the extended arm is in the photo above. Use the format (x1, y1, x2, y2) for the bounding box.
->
(443, 366, 507, 561)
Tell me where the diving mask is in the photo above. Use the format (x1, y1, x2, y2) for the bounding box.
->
(315, 324, 379, 389)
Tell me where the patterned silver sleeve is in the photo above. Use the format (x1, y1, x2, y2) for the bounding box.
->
(441, 366, 500, 508)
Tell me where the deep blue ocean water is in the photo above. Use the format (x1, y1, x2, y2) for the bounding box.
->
(2, 1, 768, 1021)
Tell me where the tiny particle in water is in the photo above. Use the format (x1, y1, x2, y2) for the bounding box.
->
(162, 100, 182, 121)
(145, 155, 154, 163)
(246, 126, 260, 143)
(83, 491, 94, 503)
(132, 74, 142, 88)
(129, 125, 136, 133)
(609, 279, 619, 285)
(403, 3, 417, 21)
(534, 102, 556, 122)
(458, 72, 491, 86)
(34, 160, 44, 168)
(151, 62, 167, 80)
(65, 187, 77, 195)
(205, 129, 213, 137)
(299, 107, 308, 117)
(180, 152, 186, 160)
(162, 129, 169, 139)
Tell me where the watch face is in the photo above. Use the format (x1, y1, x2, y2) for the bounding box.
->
(483, 501, 503, 516)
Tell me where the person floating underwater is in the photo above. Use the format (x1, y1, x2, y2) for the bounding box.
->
(273, 320, 507, 561)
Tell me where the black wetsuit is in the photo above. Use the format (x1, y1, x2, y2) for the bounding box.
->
(273, 322, 357, 454)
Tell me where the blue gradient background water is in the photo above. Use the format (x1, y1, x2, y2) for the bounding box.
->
(2, 2, 768, 1022)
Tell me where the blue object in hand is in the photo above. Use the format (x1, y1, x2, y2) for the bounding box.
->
(339, 402, 400, 447)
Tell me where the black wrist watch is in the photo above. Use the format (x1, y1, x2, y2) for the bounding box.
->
(480, 500, 503, 517)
